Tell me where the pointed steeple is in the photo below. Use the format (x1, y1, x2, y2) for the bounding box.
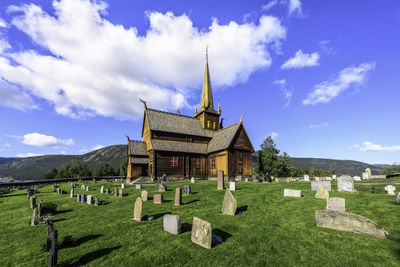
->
(200, 46, 216, 113)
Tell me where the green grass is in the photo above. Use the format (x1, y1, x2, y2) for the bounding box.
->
(0, 180, 399, 266)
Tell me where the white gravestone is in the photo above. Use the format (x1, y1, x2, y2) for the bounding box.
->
(384, 185, 396, 195)
(100, 186, 104, 193)
(311, 181, 332, 191)
(326, 197, 345, 212)
(337, 176, 354, 192)
(353, 176, 361, 181)
(87, 195, 93, 205)
(136, 185, 142, 189)
(121, 184, 125, 189)
(284, 189, 301, 197)
(229, 182, 236, 191)
(304, 174, 310, 181)
(362, 172, 369, 180)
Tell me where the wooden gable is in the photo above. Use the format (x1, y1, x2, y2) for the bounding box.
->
(231, 125, 254, 152)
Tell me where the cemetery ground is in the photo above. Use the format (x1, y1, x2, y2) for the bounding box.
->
(0, 179, 399, 266)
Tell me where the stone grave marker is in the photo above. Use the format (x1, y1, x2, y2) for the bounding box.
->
(163, 214, 181, 235)
(119, 188, 123, 197)
(183, 185, 191, 195)
(337, 176, 354, 192)
(174, 187, 182, 206)
(304, 174, 310, 181)
(162, 173, 167, 183)
(191, 177, 195, 183)
(315, 185, 329, 199)
(31, 207, 37, 226)
(87, 195, 93, 205)
(353, 176, 361, 181)
(326, 197, 345, 212)
(191, 217, 212, 249)
(244, 178, 249, 182)
(396, 192, 400, 205)
(81, 185, 85, 190)
(37, 200, 43, 217)
(86, 186, 90, 191)
(275, 178, 279, 182)
(153, 194, 163, 204)
(229, 182, 236, 191)
(46, 221, 54, 251)
(76, 194, 81, 202)
(27, 188, 34, 199)
(156, 183, 166, 192)
(94, 197, 99, 206)
(70, 188, 74, 198)
(30, 195, 36, 210)
(284, 189, 301, 197)
(136, 185, 142, 189)
(286, 178, 293, 182)
(384, 185, 396, 195)
(133, 197, 142, 222)
(105, 188, 110, 194)
(121, 183, 125, 189)
(332, 175, 337, 180)
(221, 189, 237, 215)
(100, 186, 104, 193)
(311, 181, 332, 191)
(217, 170, 224, 190)
(141, 190, 149, 201)
(50, 229, 59, 266)
(114, 187, 118, 197)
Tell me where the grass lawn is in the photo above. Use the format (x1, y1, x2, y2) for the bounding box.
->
(0, 179, 399, 266)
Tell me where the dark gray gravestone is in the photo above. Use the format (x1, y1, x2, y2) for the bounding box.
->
(162, 174, 167, 183)
(38, 200, 43, 217)
(48, 249, 54, 267)
(51, 229, 58, 265)
(46, 221, 54, 251)
(265, 175, 272, 183)
(183, 185, 191, 195)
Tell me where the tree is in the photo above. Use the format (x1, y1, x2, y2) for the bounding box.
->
(257, 151, 265, 176)
(382, 164, 400, 175)
(260, 136, 281, 176)
(119, 159, 127, 177)
(43, 168, 58, 179)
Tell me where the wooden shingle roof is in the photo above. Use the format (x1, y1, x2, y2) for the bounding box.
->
(128, 140, 147, 156)
(145, 109, 213, 138)
(207, 123, 241, 154)
(150, 140, 208, 154)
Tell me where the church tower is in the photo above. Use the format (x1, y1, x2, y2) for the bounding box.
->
(194, 47, 221, 130)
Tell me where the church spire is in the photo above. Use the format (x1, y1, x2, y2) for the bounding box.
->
(200, 46, 216, 112)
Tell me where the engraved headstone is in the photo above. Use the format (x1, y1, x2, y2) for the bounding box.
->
(191, 177, 195, 183)
(50, 229, 58, 265)
(119, 188, 123, 197)
(30, 195, 36, 210)
(86, 186, 90, 191)
(37, 200, 42, 217)
(141, 190, 148, 201)
(87, 195, 93, 205)
(81, 185, 85, 190)
(46, 221, 54, 251)
(191, 217, 212, 249)
(30, 207, 36, 226)
(315, 185, 329, 199)
(384, 185, 396, 195)
(337, 176, 354, 192)
(311, 181, 332, 191)
(156, 183, 166, 192)
(163, 214, 181, 235)
(153, 194, 163, 204)
(217, 170, 224, 190)
(326, 197, 345, 212)
(353, 176, 361, 181)
(94, 197, 99, 206)
(284, 189, 301, 197)
(221, 189, 237, 215)
(332, 175, 337, 180)
(244, 178, 249, 182)
(229, 182, 236, 191)
(105, 188, 110, 194)
(396, 192, 400, 205)
(114, 187, 118, 197)
(100, 186, 104, 193)
(121, 183, 125, 189)
(304, 174, 310, 181)
(136, 184, 142, 189)
(133, 197, 142, 222)
(70, 188, 74, 198)
(174, 187, 182, 206)
(183, 185, 191, 195)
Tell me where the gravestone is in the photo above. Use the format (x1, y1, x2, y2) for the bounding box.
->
(384, 185, 396, 195)
(86, 186, 90, 191)
(217, 170, 224, 190)
(93, 178, 96, 183)
(46, 221, 54, 251)
(114, 187, 118, 197)
(284, 189, 301, 197)
(362, 172, 369, 180)
(229, 182, 236, 191)
(332, 175, 337, 180)
(133, 197, 142, 222)
(244, 178, 249, 182)
(94, 197, 99, 206)
(311, 181, 332, 191)
(315, 185, 329, 199)
(136, 185, 142, 189)
(191, 217, 212, 249)
(266, 175, 272, 183)
(286, 178, 293, 182)
(30, 195, 36, 210)
(100, 186, 104, 193)
(396, 192, 400, 205)
(119, 188, 123, 197)
(315, 210, 388, 239)
(221, 189, 237, 215)
(353, 176, 361, 181)
(275, 178, 279, 183)
(31, 207, 36, 226)
(105, 188, 110, 194)
(37, 200, 43, 217)
(81, 185, 85, 190)
(121, 183, 125, 189)
(87, 195, 93, 205)
(163, 214, 181, 235)
(141, 190, 149, 201)
(156, 183, 166, 192)
(70, 188, 74, 198)
(191, 177, 195, 183)
(326, 197, 345, 212)
(27, 188, 33, 199)
(304, 174, 310, 181)
(183, 185, 191, 195)
(50, 229, 58, 266)
(162, 173, 167, 183)
(337, 176, 354, 192)
(76, 194, 81, 202)
(174, 187, 182, 206)
(153, 194, 163, 204)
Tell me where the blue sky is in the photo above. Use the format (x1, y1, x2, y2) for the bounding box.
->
(0, 0, 399, 164)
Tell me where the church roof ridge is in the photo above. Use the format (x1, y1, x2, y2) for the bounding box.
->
(147, 108, 198, 120)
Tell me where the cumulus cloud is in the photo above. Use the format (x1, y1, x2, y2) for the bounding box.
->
(22, 133, 75, 148)
(16, 152, 44, 157)
(262, 0, 278, 11)
(281, 50, 319, 69)
(0, 79, 37, 111)
(273, 79, 292, 107)
(302, 122, 329, 130)
(270, 132, 279, 140)
(0, 0, 286, 119)
(288, 0, 302, 16)
(354, 141, 400, 152)
(0, 18, 7, 28)
(303, 62, 376, 105)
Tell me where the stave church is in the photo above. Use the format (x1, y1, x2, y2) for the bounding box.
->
(126, 53, 254, 180)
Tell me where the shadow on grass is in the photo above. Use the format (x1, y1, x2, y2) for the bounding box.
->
(0, 193, 27, 198)
(99, 201, 111, 206)
(235, 205, 248, 215)
(212, 228, 232, 247)
(60, 234, 103, 249)
(181, 223, 192, 234)
(185, 200, 199, 205)
(53, 218, 68, 223)
(163, 200, 172, 203)
(152, 212, 170, 220)
(71, 245, 121, 265)
(57, 209, 74, 215)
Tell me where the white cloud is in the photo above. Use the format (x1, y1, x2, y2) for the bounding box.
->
(354, 141, 400, 152)
(270, 132, 279, 140)
(0, 142, 11, 147)
(91, 144, 105, 151)
(319, 40, 336, 55)
(0, 0, 286, 120)
(16, 152, 44, 157)
(262, 0, 278, 11)
(0, 18, 7, 28)
(288, 0, 302, 16)
(302, 122, 329, 130)
(281, 50, 319, 69)
(303, 62, 376, 105)
(0, 79, 37, 111)
(79, 144, 105, 153)
(22, 133, 75, 148)
(273, 79, 292, 107)
(78, 148, 89, 153)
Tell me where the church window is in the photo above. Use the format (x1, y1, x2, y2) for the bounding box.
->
(210, 157, 216, 169)
(170, 156, 178, 167)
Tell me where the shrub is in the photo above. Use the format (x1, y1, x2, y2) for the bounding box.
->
(41, 202, 57, 215)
